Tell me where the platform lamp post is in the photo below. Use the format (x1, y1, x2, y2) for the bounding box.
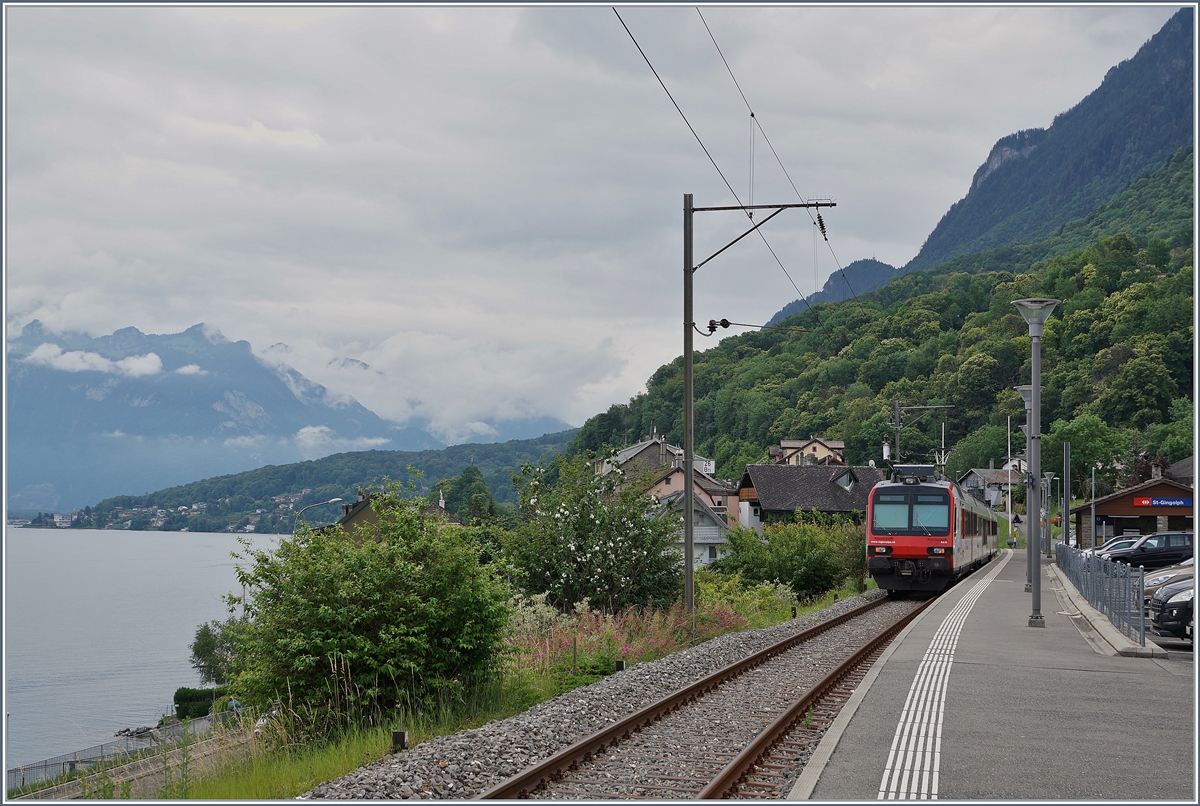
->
(1015, 385, 1039, 592)
(293, 497, 343, 534)
(1043, 471, 1055, 557)
(1013, 298, 1060, 628)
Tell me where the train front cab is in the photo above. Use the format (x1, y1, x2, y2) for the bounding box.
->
(867, 465, 996, 593)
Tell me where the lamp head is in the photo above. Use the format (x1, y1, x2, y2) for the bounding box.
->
(1014, 385, 1042, 410)
(1012, 298, 1060, 337)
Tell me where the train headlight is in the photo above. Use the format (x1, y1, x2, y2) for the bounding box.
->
(871, 546, 891, 554)
(927, 547, 950, 555)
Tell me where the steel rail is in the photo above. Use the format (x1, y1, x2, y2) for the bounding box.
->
(697, 594, 937, 799)
(474, 596, 889, 800)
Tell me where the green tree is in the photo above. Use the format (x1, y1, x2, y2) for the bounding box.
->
(1043, 414, 1130, 499)
(945, 424, 1012, 481)
(1146, 238, 1172, 270)
(430, 465, 497, 523)
(505, 452, 681, 612)
(1093, 355, 1178, 428)
(190, 617, 243, 686)
(230, 488, 509, 735)
(716, 515, 859, 598)
(1144, 398, 1195, 463)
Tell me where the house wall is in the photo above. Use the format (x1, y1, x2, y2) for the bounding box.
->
(646, 471, 719, 508)
(782, 442, 844, 466)
(739, 500, 762, 534)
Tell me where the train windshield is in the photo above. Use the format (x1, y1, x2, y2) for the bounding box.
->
(871, 488, 951, 536)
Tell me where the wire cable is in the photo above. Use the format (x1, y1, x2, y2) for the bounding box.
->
(614, 7, 831, 337)
(696, 8, 859, 303)
(698, 318, 814, 337)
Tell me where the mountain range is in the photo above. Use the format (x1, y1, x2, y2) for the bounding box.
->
(9, 9, 1193, 517)
(6, 323, 571, 511)
(770, 7, 1193, 322)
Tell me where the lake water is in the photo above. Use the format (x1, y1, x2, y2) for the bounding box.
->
(4, 529, 273, 768)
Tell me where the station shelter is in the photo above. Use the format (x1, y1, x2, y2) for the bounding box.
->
(1070, 476, 1193, 547)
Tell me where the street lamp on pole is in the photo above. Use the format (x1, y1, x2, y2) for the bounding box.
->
(293, 497, 344, 534)
(1013, 297, 1060, 628)
(1043, 471, 1055, 557)
(1015, 385, 1040, 591)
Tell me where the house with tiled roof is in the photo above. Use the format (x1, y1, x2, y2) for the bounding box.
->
(736, 464, 884, 533)
(594, 433, 715, 478)
(768, 437, 846, 467)
(657, 489, 732, 565)
(319, 490, 461, 542)
(1167, 455, 1193, 487)
(958, 468, 1019, 508)
(645, 466, 738, 524)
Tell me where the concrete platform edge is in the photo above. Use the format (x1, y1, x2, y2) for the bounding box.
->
(787, 588, 942, 800)
(1046, 563, 1168, 658)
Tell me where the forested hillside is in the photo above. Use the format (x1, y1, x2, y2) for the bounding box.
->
(74, 430, 574, 533)
(767, 259, 898, 323)
(904, 7, 1192, 272)
(572, 149, 1194, 495)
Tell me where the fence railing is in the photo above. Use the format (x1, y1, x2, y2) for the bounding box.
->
(6, 710, 234, 795)
(1055, 542, 1146, 646)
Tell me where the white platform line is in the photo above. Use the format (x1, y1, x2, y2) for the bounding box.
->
(877, 558, 1008, 800)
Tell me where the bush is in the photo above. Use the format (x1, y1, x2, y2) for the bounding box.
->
(695, 567, 800, 628)
(504, 453, 681, 612)
(716, 513, 864, 598)
(229, 486, 510, 739)
(174, 686, 230, 719)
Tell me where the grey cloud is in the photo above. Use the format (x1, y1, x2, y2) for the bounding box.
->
(4, 5, 1180, 442)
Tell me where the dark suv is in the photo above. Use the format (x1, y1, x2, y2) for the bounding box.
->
(1101, 531, 1193, 570)
(1149, 577, 1194, 641)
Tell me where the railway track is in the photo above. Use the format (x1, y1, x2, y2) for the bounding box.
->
(477, 594, 934, 800)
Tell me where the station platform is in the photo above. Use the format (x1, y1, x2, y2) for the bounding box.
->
(793, 548, 1195, 801)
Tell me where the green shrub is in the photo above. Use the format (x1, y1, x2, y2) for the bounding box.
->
(173, 686, 230, 719)
(229, 486, 510, 740)
(716, 513, 864, 598)
(504, 452, 682, 612)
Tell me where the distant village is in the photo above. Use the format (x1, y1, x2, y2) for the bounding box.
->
(11, 432, 1192, 559)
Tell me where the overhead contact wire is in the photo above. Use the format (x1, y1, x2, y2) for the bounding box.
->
(696, 8, 859, 303)
(614, 9, 820, 323)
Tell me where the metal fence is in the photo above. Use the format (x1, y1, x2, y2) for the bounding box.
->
(1056, 542, 1146, 646)
(6, 711, 233, 795)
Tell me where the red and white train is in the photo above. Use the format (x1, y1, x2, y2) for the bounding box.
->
(866, 464, 999, 593)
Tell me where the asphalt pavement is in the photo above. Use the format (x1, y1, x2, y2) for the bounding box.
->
(793, 548, 1194, 801)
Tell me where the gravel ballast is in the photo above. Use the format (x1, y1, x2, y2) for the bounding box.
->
(301, 591, 885, 800)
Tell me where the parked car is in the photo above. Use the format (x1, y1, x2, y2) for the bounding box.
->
(1142, 557, 1194, 615)
(1149, 577, 1194, 641)
(1083, 536, 1140, 556)
(1143, 557, 1194, 596)
(1101, 531, 1193, 570)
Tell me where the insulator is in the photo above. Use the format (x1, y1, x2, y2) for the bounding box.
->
(817, 213, 827, 239)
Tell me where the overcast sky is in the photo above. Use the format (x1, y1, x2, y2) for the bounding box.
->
(4, 4, 1182, 444)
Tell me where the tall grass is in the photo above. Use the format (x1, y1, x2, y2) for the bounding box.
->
(184, 574, 867, 799)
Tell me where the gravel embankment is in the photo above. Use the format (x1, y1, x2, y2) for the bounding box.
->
(302, 591, 885, 800)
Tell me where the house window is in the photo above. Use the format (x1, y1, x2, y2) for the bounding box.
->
(752, 507, 760, 517)
(835, 473, 853, 491)
(708, 546, 717, 560)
